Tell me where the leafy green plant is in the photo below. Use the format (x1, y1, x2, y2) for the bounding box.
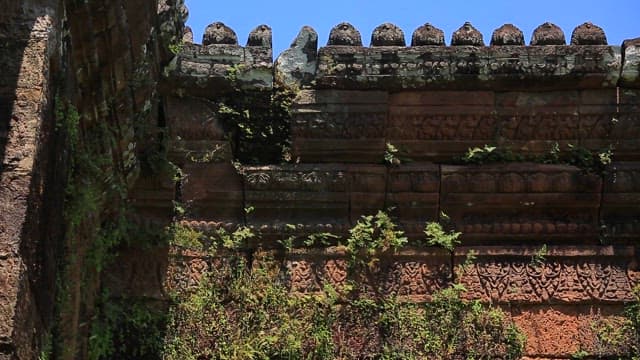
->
(168, 41, 184, 55)
(160, 210, 526, 359)
(590, 285, 640, 358)
(530, 244, 548, 267)
(89, 292, 167, 360)
(168, 223, 255, 253)
(424, 212, 461, 252)
(382, 285, 525, 360)
(344, 210, 408, 267)
(305, 232, 339, 247)
(163, 259, 335, 360)
(458, 142, 615, 174)
(571, 349, 590, 359)
(384, 142, 401, 165)
(542, 142, 614, 174)
(459, 144, 523, 164)
(216, 82, 296, 164)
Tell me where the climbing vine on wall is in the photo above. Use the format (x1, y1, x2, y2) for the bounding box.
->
(158, 213, 526, 360)
(215, 66, 296, 164)
(52, 96, 140, 359)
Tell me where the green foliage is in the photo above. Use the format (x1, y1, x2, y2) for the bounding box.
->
(459, 145, 524, 164)
(305, 232, 339, 247)
(423, 212, 461, 252)
(591, 285, 640, 358)
(382, 285, 525, 360)
(559, 143, 613, 174)
(216, 83, 296, 164)
(55, 96, 132, 272)
(163, 258, 525, 360)
(88, 292, 167, 360)
(168, 41, 184, 55)
(163, 259, 336, 360)
(52, 95, 165, 359)
(458, 142, 614, 174)
(384, 142, 401, 165)
(168, 223, 256, 253)
(530, 244, 548, 267)
(344, 210, 408, 266)
(159, 210, 525, 359)
(571, 349, 590, 359)
(168, 223, 205, 250)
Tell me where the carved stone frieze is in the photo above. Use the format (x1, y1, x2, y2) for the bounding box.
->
(456, 246, 638, 304)
(291, 90, 388, 162)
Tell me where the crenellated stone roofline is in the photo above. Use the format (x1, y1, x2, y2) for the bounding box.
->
(167, 21, 640, 94)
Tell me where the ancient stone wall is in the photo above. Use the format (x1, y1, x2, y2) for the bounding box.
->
(1, 1, 640, 357)
(0, 0, 184, 358)
(0, 2, 58, 358)
(129, 20, 640, 358)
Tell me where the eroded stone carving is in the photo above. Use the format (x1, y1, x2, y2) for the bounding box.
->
(491, 24, 524, 45)
(571, 22, 607, 45)
(383, 260, 451, 301)
(531, 22, 565, 45)
(274, 26, 318, 88)
(286, 260, 321, 293)
(411, 23, 445, 46)
(328, 22, 363, 46)
(462, 259, 637, 303)
(371, 23, 405, 46)
(202, 21, 238, 45)
(247, 24, 272, 47)
(451, 21, 484, 46)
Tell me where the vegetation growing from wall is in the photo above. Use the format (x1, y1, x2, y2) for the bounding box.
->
(51, 96, 143, 359)
(580, 285, 640, 359)
(458, 142, 614, 174)
(156, 213, 526, 359)
(216, 66, 296, 164)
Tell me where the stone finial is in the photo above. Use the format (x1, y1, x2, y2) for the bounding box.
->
(622, 37, 640, 51)
(411, 23, 445, 46)
(202, 22, 238, 45)
(451, 22, 484, 46)
(247, 24, 272, 47)
(328, 22, 363, 46)
(275, 26, 318, 88)
(371, 23, 406, 46)
(531, 22, 565, 45)
(182, 26, 194, 43)
(490, 24, 524, 46)
(570, 22, 607, 45)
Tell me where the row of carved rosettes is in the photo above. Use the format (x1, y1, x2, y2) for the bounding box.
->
(159, 246, 638, 305)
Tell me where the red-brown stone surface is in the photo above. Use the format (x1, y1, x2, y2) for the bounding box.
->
(387, 91, 496, 161)
(3, 4, 640, 358)
(182, 162, 244, 222)
(601, 162, 640, 242)
(291, 90, 388, 163)
(441, 164, 602, 243)
(511, 305, 583, 357)
(455, 246, 638, 304)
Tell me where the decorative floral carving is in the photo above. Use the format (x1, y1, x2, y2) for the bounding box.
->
(463, 259, 636, 303)
(286, 260, 321, 293)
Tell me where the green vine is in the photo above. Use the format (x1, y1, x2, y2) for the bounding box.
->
(458, 142, 614, 174)
(156, 212, 526, 359)
(215, 67, 296, 164)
